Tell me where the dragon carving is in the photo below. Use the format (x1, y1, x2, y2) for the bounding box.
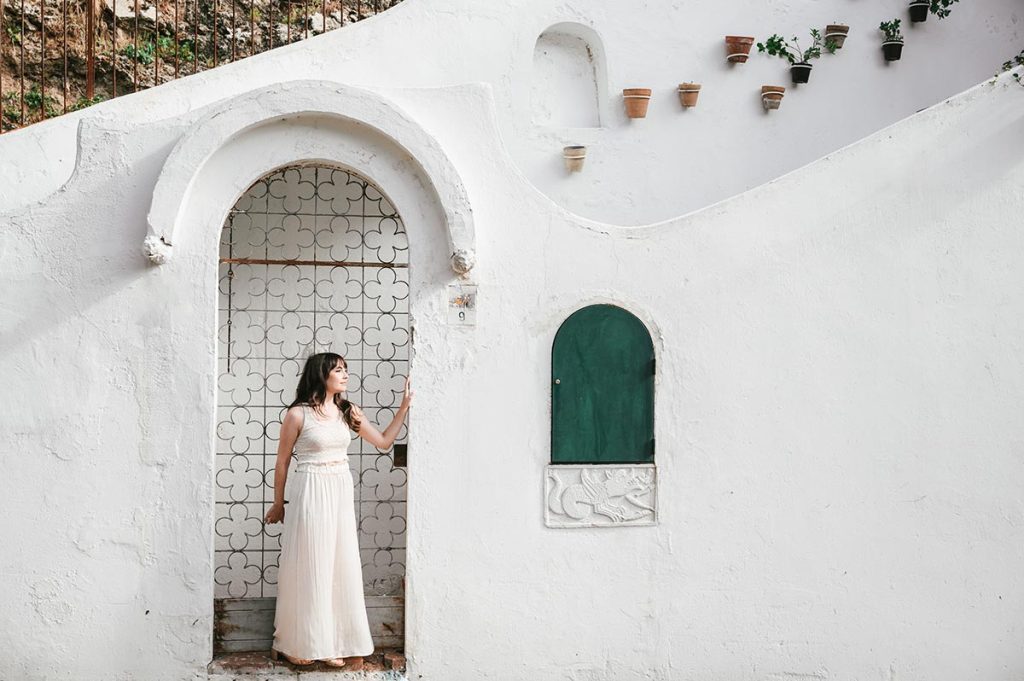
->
(547, 467, 655, 523)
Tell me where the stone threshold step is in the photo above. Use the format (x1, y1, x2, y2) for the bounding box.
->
(209, 650, 406, 679)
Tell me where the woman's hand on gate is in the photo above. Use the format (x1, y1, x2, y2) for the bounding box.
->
(264, 501, 285, 524)
(401, 376, 414, 410)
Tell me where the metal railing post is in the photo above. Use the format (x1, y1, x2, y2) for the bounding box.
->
(86, 0, 95, 99)
(1, 0, 5, 129)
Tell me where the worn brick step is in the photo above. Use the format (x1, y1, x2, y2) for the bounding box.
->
(208, 648, 406, 677)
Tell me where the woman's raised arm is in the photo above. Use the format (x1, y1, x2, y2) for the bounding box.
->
(354, 378, 413, 451)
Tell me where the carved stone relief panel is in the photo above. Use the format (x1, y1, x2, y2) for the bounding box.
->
(544, 464, 657, 528)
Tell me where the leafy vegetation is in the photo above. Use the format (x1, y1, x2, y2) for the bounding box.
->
(70, 94, 108, 111)
(0, 0, 401, 132)
(879, 19, 904, 43)
(120, 35, 196, 65)
(757, 29, 836, 65)
(1000, 48, 1024, 87)
(930, 0, 960, 19)
(2, 88, 58, 125)
(4, 22, 21, 46)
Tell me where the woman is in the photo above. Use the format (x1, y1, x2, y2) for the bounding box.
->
(264, 352, 412, 668)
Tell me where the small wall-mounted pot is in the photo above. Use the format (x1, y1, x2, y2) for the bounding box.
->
(677, 83, 701, 108)
(725, 36, 756, 63)
(882, 40, 904, 61)
(622, 88, 652, 118)
(908, 1, 929, 22)
(563, 146, 586, 173)
(761, 85, 786, 110)
(825, 24, 850, 49)
(790, 62, 813, 84)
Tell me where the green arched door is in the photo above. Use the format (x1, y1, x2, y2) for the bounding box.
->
(551, 305, 655, 464)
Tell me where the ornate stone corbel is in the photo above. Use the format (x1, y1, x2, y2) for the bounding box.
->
(451, 249, 475, 276)
(143, 235, 173, 265)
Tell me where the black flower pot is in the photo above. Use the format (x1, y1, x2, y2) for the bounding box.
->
(790, 62, 813, 84)
(882, 41, 904, 61)
(909, 1, 929, 22)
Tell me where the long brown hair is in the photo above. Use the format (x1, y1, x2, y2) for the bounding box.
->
(288, 352, 361, 432)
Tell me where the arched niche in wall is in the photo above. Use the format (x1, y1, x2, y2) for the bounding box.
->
(545, 304, 657, 529)
(531, 22, 606, 128)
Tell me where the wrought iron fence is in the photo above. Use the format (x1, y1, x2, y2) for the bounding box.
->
(0, 0, 400, 133)
(216, 164, 410, 601)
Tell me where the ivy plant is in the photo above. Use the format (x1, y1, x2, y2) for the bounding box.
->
(757, 29, 836, 65)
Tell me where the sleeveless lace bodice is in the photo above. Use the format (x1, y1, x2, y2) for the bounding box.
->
(292, 405, 352, 468)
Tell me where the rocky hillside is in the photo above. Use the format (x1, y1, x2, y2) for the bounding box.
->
(1, 0, 401, 132)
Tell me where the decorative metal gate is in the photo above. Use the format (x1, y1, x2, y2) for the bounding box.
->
(214, 165, 409, 650)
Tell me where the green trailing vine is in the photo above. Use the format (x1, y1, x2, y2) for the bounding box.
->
(757, 29, 836, 64)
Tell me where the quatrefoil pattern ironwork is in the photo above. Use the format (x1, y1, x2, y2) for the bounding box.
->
(215, 166, 409, 599)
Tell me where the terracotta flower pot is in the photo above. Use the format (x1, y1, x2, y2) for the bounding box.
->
(825, 24, 850, 49)
(677, 83, 701, 108)
(908, 1, 929, 22)
(882, 40, 904, 61)
(563, 145, 586, 173)
(761, 85, 786, 111)
(622, 88, 652, 118)
(725, 36, 755, 63)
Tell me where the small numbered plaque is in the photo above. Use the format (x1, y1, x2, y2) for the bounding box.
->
(447, 284, 478, 326)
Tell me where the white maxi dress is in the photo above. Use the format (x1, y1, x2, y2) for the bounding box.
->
(273, 405, 374, 660)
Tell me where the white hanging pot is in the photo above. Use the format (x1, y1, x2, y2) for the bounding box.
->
(563, 145, 587, 172)
(825, 24, 850, 49)
(761, 85, 786, 111)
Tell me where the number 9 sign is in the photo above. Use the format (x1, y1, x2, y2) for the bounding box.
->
(448, 284, 478, 326)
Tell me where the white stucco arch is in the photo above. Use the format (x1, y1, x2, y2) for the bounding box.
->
(145, 80, 476, 275)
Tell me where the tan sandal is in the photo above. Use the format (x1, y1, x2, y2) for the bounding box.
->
(323, 658, 347, 668)
(271, 649, 313, 666)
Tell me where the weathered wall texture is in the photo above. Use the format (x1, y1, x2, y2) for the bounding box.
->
(1, 0, 1023, 680)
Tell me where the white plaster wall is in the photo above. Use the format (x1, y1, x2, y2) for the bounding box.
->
(511, 0, 1024, 224)
(0, 0, 1020, 222)
(396, 76, 1024, 681)
(1, 1, 1024, 680)
(0, 97, 453, 680)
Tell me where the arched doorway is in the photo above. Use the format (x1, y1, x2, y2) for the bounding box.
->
(213, 164, 409, 655)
